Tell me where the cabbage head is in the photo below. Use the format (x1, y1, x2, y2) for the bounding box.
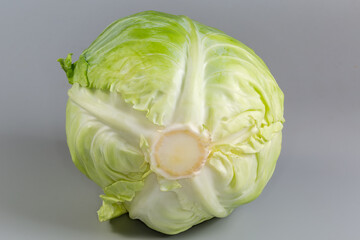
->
(58, 10, 284, 235)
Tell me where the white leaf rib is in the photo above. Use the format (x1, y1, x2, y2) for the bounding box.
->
(170, 18, 206, 128)
(68, 85, 160, 146)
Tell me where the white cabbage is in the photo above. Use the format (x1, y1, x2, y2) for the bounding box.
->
(59, 10, 284, 235)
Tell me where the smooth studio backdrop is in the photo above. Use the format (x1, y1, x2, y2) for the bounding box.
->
(0, 0, 359, 239)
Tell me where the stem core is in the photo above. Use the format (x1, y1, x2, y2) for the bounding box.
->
(150, 127, 209, 180)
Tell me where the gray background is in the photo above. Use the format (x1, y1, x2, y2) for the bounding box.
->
(0, 0, 359, 239)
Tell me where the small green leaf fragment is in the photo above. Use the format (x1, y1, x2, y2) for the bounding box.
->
(58, 53, 75, 84)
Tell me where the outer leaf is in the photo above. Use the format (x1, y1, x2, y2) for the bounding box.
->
(66, 84, 155, 218)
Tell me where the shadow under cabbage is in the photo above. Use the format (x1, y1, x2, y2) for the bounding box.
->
(109, 213, 222, 238)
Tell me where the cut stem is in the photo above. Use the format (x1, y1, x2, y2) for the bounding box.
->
(150, 126, 209, 180)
